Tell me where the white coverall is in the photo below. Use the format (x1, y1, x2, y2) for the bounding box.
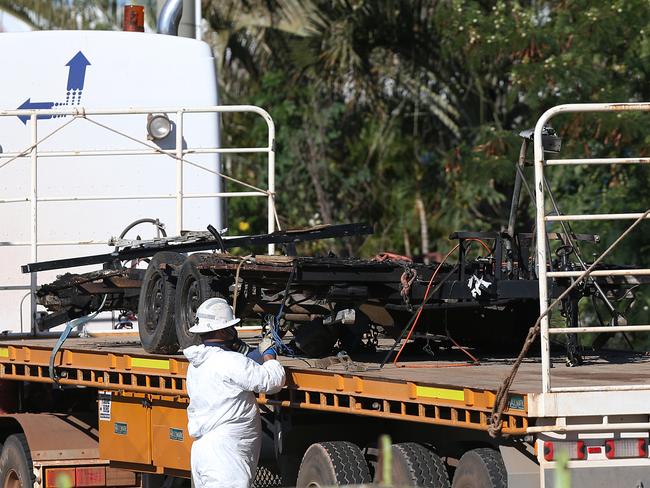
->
(184, 344, 286, 488)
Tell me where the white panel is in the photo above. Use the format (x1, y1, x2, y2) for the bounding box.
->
(528, 390, 650, 417)
(0, 31, 219, 331)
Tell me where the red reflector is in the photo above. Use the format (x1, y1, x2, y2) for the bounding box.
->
(639, 439, 648, 457)
(605, 439, 615, 459)
(576, 440, 586, 460)
(543, 441, 554, 461)
(587, 446, 602, 454)
(45, 468, 75, 488)
(76, 466, 106, 487)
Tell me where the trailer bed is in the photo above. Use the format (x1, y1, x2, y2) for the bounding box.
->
(0, 335, 648, 436)
(4, 336, 648, 393)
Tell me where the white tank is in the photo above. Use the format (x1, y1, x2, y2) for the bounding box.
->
(0, 30, 223, 332)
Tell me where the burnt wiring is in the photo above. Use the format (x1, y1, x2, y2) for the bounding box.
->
(379, 249, 459, 368)
(391, 244, 460, 366)
(268, 262, 298, 356)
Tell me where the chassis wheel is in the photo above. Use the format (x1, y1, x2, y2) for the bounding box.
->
(296, 441, 371, 487)
(385, 442, 450, 487)
(293, 320, 339, 357)
(0, 434, 33, 488)
(451, 448, 507, 488)
(138, 252, 186, 354)
(175, 254, 224, 350)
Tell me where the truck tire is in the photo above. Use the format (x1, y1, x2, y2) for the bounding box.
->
(0, 434, 33, 488)
(387, 442, 450, 487)
(175, 254, 224, 350)
(451, 448, 507, 488)
(138, 252, 186, 354)
(296, 441, 371, 487)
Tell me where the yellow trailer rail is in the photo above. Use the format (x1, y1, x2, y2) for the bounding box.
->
(0, 341, 529, 436)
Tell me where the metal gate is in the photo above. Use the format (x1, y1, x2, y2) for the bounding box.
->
(0, 104, 277, 332)
(534, 103, 650, 399)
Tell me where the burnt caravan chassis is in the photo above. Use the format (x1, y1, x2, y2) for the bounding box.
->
(27, 130, 645, 361)
(31, 225, 637, 363)
(139, 233, 544, 357)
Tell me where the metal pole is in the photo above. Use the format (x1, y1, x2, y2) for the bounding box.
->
(30, 114, 38, 334)
(195, 0, 201, 40)
(265, 113, 276, 255)
(533, 113, 551, 393)
(505, 140, 528, 273)
(507, 140, 528, 240)
(176, 110, 184, 234)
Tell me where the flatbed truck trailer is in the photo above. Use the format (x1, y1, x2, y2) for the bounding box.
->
(0, 24, 649, 485)
(0, 335, 648, 487)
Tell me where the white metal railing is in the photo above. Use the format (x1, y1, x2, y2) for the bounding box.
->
(0, 104, 278, 328)
(534, 103, 650, 395)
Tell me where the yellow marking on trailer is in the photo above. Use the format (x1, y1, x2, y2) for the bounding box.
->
(416, 386, 464, 402)
(131, 358, 170, 370)
(0, 348, 8, 358)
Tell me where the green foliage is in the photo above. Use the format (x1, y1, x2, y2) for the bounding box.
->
(209, 0, 650, 336)
(215, 1, 649, 252)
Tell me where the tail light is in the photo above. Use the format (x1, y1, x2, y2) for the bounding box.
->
(605, 439, 648, 459)
(45, 468, 75, 488)
(543, 440, 585, 461)
(75, 466, 106, 487)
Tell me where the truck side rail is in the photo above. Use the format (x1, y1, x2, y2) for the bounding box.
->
(0, 105, 277, 329)
(0, 342, 528, 435)
(534, 103, 650, 400)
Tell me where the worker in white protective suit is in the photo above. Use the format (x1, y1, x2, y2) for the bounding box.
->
(183, 297, 286, 488)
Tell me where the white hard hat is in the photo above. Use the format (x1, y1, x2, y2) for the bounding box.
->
(188, 297, 240, 334)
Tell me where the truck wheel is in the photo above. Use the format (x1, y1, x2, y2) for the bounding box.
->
(293, 320, 339, 357)
(296, 441, 371, 487)
(0, 434, 33, 488)
(451, 448, 507, 488)
(138, 252, 186, 354)
(175, 255, 223, 350)
(386, 443, 450, 487)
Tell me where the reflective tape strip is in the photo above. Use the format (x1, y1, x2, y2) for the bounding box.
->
(0, 348, 8, 358)
(416, 386, 464, 402)
(131, 357, 170, 370)
(196, 311, 216, 320)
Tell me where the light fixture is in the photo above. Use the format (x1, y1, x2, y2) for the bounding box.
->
(146, 113, 172, 140)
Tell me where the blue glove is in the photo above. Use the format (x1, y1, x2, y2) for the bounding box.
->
(263, 347, 277, 358)
(246, 348, 264, 364)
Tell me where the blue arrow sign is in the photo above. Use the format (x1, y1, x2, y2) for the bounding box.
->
(16, 50, 91, 124)
(65, 51, 91, 91)
(16, 99, 55, 125)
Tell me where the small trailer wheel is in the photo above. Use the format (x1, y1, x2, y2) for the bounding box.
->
(0, 434, 33, 488)
(383, 442, 450, 487)
(175, 254, 225, 350)
(451, 448, 507, 488)
(296, 441, 371, 487)
(138, 252, 186, 354)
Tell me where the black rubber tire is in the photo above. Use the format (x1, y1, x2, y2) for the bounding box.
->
(138, 252, 186, 354)
(385, 442, 450, 487)
(0, 434, 33, 488)
(296, 441, 371, 487)
(174, 254, 224, 350)
(293, 320, 339, 357)
(451, 448, 507, 488)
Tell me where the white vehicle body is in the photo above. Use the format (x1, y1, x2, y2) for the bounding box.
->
(0, 30, 226, 332)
